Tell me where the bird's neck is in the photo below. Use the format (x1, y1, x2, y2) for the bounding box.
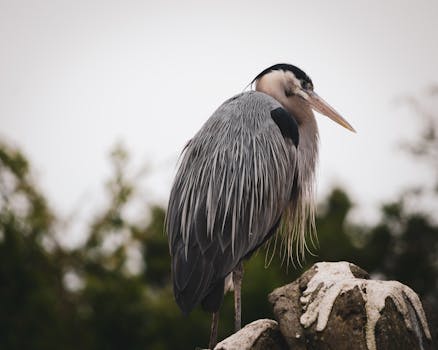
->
(297, 111, 319, 181)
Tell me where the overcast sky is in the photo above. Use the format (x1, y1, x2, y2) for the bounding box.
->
(1, 0, 438, 243)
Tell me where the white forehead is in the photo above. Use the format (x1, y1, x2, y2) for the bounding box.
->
(284, 70, 302, 86)
(255, 69, 302, 91)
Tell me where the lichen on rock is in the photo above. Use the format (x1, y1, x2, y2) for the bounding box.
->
(299, 262, 431, 350)
(214, 319, 287, 350)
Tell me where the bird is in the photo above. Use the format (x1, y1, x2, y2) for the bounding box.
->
(165, 63, 355, 349)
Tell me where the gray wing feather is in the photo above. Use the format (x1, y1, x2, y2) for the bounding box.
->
(166, 91, 298, 314)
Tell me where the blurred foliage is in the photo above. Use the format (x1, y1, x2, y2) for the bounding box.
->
(0, 92, 437, 348)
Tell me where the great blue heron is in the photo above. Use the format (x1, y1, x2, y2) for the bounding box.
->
(166, 63, 355, 348)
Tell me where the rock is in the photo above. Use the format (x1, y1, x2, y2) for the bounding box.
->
(268, 261, 432, 350)
(214, 319, 288, 350)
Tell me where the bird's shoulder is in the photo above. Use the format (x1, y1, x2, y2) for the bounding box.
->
(194, 91, 284, 138)
(223, 90, 279, 104)
(217, 91, 282, 118)
(192, 91, 299, 147)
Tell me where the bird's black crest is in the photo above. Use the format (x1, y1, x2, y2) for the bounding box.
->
(252, 63, 313, 87)
(271, 107, 299, 147)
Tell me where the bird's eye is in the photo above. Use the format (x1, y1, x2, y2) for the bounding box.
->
(285, 88, 293, 97)
(302, 81, 313, 91)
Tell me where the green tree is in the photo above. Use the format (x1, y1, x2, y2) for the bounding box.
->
(0, 142, 77, 349)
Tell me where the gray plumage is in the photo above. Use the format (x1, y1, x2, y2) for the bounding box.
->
(166, 90, 318, 314)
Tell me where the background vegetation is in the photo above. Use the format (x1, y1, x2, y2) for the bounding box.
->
(1, 95, 437, 349)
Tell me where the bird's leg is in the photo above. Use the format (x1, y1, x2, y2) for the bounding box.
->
(233, 261, 244, 332)
(208, 311, 220, 349)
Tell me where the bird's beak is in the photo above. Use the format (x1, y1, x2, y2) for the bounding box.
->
(306, 90, 356, 132)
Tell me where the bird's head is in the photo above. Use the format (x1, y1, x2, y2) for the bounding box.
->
(253, 63, 355, 132)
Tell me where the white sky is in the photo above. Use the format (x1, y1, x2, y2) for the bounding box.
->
(1, 0, 438, 242)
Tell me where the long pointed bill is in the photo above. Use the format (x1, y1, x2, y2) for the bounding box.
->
(307, 91, 356, 132)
